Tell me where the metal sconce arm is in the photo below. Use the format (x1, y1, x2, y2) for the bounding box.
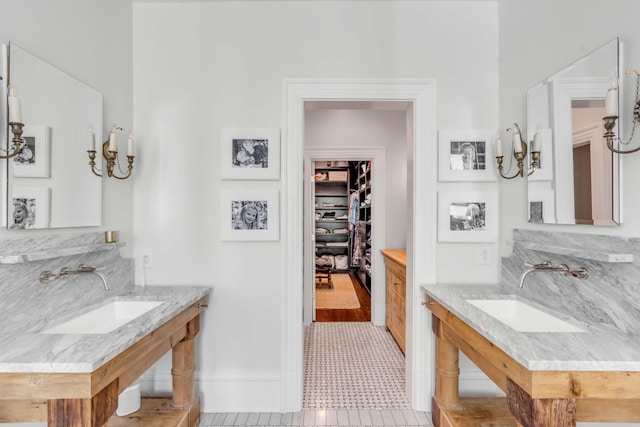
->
(87, 126, 135, 180)
(603, 69, 640, 154)
(495, 123, 540, 179)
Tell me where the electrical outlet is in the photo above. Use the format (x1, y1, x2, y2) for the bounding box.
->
(142, 253, 153, 268)
(478, 246, 491, 265)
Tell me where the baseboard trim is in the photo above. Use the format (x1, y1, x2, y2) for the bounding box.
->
(139, 371, 282, 413)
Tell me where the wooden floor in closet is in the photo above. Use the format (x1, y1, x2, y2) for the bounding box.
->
(316, 274, 371, 322)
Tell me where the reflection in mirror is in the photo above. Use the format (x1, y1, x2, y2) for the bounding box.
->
(527, 38, 620, 226)
(4, 43, 102, 229)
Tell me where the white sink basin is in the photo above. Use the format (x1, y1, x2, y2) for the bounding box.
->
(40, 300, 163, 334)
(466, 299, 586, 333)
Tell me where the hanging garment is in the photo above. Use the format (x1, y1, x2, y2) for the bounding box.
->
(352, 222, 363, 262)
(348, 191, 359, 231)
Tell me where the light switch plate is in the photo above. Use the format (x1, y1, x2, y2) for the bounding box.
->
(478, 246, 491, 265)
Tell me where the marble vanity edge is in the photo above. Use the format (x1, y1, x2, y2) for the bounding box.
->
(518, 242, 633, 263)
(422, 284, 640, 372)
(0, 285, 211, 373)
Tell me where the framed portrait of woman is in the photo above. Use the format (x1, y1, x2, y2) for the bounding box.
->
(220, 127, 280, 180)
(438, 129, 497, 182)
(220, 189, 279, 241)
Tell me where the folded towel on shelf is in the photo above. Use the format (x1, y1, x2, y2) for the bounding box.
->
(315, 227, 331, 234)
(334, 228, 348, 234)
(326, 242, 348, 247)
(315, 254, 334, 268)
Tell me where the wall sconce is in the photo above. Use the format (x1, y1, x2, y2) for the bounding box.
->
(2, 87, 25, 159)
(87, 125, 135, 180)
(603, 69, 640, 154)
(494, 123, 541, 179)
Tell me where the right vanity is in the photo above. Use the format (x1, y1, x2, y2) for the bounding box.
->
(424, 230, 640, 426)
(424, 37, 640, 426)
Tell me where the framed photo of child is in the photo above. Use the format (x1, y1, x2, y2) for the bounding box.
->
(220, 127, 280, 180)
(220, 189, 279, 241)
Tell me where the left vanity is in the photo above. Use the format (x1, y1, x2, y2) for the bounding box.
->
(0, 232, 210, 427)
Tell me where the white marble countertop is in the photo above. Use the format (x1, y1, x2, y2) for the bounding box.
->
(422, 284, 640, 372)
(0, 285, 210, 373)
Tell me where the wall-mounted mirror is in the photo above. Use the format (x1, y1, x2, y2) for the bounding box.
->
(527, 38, 620, 226)
(3, 43, 102, 229)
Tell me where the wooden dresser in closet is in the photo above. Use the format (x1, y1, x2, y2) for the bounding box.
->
(381, 249, 406, 353)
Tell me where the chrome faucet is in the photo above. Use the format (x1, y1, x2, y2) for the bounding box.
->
(39, 264, 110, 291)
(518, 261, 588, 288)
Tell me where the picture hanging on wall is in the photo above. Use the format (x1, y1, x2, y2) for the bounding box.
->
(528, 189, 556, 224)
(9, 186, 50, 230)
(438, 191, 498, 242)
(13, 125, 50, 178)
(220, 189, 279, 241)
(438, 129, 497, 182)
(220, 127, 280, 180)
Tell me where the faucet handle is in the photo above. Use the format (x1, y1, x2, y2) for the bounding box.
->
(38, 271, 57, 283)
(523, 260, 552, 268)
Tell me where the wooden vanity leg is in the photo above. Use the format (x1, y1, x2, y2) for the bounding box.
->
(507, 378, 576, 427)
(431, 315, 460, 427)
(171, 315, 200, 426)
(47, 379, 118, 427)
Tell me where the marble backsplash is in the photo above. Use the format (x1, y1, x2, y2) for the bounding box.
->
(501, 229, 640, 335)
(0, 232, 133, 330)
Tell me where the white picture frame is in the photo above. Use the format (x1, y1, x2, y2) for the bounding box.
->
(528, 188, 556, 224)
(220, 189, 279, 241)
(13, 125, 50, 178)
(438, 129, 497, 182)
(438, 191, 498, 242)
(9, 186, 51, 229)
(526, 128, 553, 181)
(220, 127, 280, 180)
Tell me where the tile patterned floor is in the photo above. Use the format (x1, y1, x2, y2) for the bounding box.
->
(200, 322, 433, 426)
(303, 322, 409, 409)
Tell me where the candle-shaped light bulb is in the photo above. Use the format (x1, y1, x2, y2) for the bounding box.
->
(494, 133, 502, 157)
(88, 126, 96, 151)
(532, 129, 542, 152)
(8, 88, 22, 123)
(512, 129, 523, 153)
(108, 126, 118, 152)
(605, 79, 618, 117)
(127, 133, 134, 156)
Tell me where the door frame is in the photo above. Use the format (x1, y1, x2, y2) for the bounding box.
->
(303, 148, 386, 326)
(281, 78, 437, 412)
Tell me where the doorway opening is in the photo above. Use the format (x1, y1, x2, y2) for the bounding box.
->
(302, 101, 410, 409)
(281, 79, 437, 413)
(313, 159, 372, 323)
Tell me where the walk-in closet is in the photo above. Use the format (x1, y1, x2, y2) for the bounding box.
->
(314, 160, 372, 322)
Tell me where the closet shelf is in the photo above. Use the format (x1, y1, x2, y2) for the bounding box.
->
(0, 242, 124, 264)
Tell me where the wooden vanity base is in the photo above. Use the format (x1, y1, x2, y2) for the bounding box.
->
(106, 397, 198, 427)
(427, 297, 640, 427)
(0, 297, 206, 427)
(433, 397, 518, 427)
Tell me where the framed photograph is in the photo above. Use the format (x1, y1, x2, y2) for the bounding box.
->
(438, 191, 498, 242)
(220, 189, 279, 241)
(9, 187, 50, 229)
(220, 127, 280, 180)
(13, 125, 50, 178)
(438, 129, 497, 182)
(526, 128, 553, 181)
(528, 189, 556, 224)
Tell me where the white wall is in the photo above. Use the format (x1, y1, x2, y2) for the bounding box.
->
(133, 0, 498, 411)
(304, 108, 408, 248)
(0, 0, 134, 253)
